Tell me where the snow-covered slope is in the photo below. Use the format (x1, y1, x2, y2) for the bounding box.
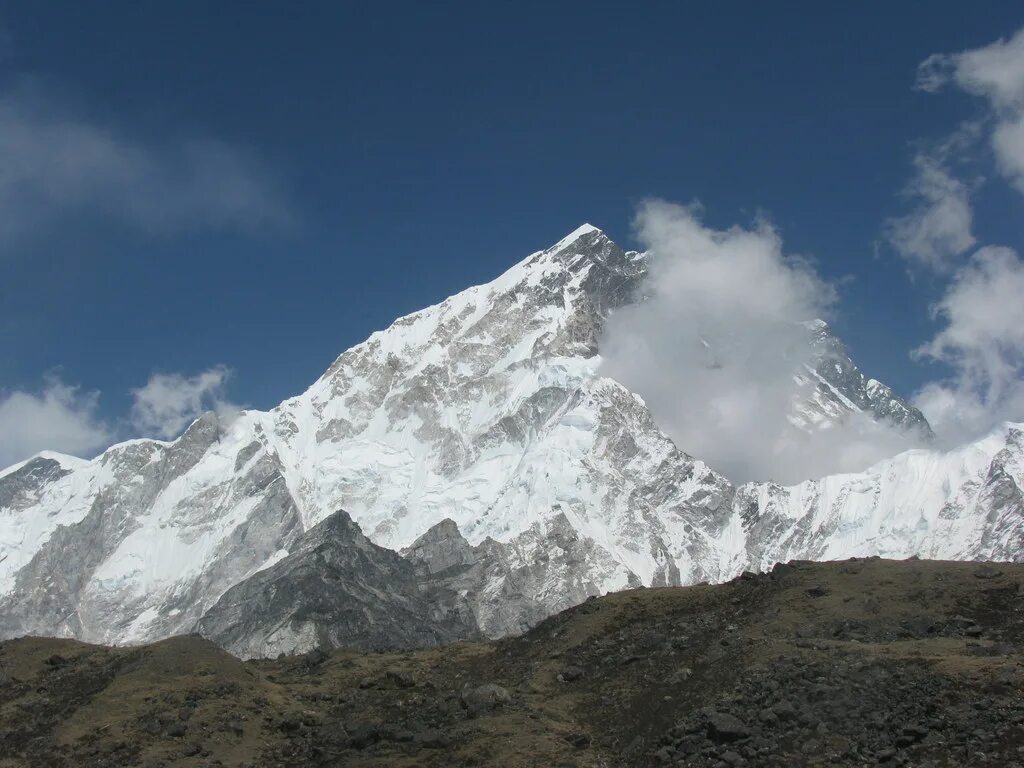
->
(793, 319, 933, 436)
(729, 422, 1024, 572)
(0, 225, 1020, 652)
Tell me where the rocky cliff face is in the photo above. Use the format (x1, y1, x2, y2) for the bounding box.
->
(0, 415, 306, 644)
(195, 510, 479, 659)
(402, 513, 644, 639)
(796, 319, 934, 436)
(0, 224, 1020, 655)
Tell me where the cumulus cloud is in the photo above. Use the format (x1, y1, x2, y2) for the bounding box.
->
(912, 246, 1024, 443)
(898, 28, 1024, 442)
(917, 28, 1024, 107)
(884, 153, 976, 271)
(992, 116, 1024, 192)
(916, 28, 1024, 193)
(0, 87, 291, 240)
(0, 376, 112, 467)
(600, 200, 921, 485)
(130, 366, 240, 440)
(0, 365, 243, 469)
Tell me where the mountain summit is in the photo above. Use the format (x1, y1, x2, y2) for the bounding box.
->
(0, 227, 1020, 654)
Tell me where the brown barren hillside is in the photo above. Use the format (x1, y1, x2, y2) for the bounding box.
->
(2, 558, 1024, 767)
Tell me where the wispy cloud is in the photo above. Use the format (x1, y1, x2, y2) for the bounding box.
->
(916, 28, 1024, 107)
(884, 152, 976, 272)
(913, 246, 1024, 443)
(903, 26, 1024, 443)
(130, 366, 241, 441)
(0, 365, 242, 468)
(0, 85, 291, 241)
(0, 66, 279, 464)
(916, 27, 1024, 193)
(0, 375, 112, 468)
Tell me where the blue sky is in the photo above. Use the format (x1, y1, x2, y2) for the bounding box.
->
(1, 2, 1023, 466)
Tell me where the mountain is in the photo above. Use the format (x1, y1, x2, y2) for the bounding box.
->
(796, 319, 933, 436)
(402, 512, 639, 639)
(194, 509, 479, 659)
(731, 422, 1024, 569)
(0, 225, 1020, 655)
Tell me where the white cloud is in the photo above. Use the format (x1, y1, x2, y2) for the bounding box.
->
(884, 153, 976, 271)
(913, 246, 1024, 443)
(917, 28, 1024, 108)
(600, 200, 920, 484)
(130, 366, 240, 440)
(0, 376, 112, 467)
(0, 86, 290, 239)
(0, 365, 244, 470)
(916, 28, 1024, 193)
(901, 29, 1024, 442)
(992, 114, 1024, 192)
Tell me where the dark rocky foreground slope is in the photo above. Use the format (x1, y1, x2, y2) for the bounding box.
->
(2, 558, 1024, 767)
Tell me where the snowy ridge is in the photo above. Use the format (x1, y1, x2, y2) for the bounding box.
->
(727, 421, 1023, 573)
(0, 225, 1020, 651)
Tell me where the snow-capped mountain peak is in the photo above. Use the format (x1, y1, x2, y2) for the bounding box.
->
(0, 226, 1018, 656)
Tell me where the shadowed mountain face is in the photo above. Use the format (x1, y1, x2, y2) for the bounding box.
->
(194, 510, 480, 659)
(195, 510, 629, 657)
(3, 559, 1024, 767)
(401, 514, 641, 639)
(0, 225, 1020, 658)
